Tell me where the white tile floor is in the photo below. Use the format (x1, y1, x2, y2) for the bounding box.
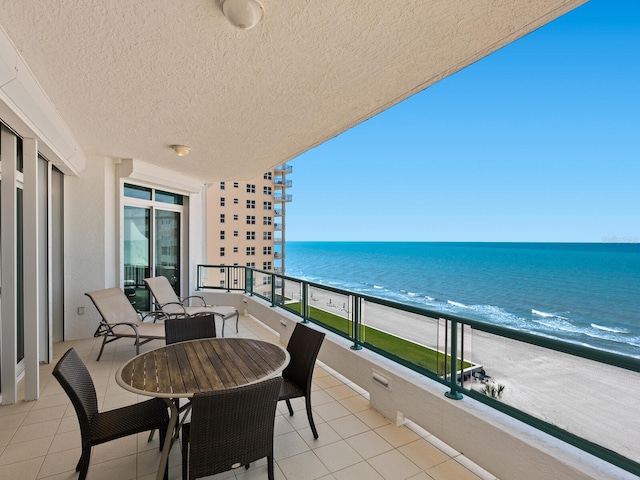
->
(0, 316, 498, 480)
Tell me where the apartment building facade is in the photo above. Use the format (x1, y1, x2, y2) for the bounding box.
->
(205, 164, 292, 290)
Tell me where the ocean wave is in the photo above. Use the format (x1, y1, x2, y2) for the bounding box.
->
(532, 309, 568, 320)
(590, 323, 630, 334)
(447, 300, 468, 308)
(373, 285, 384, 289)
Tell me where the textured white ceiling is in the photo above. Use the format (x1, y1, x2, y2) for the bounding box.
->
(0, 0, 586, 182)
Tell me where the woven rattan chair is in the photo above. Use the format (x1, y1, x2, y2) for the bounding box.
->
(164, 314, 217, 344)
(86, 287, 167, 361)
(279, 322, 326, 439)
(181, 376, 283, 480)
(53, 348, 170, 480)
(144, 276, 240, 336)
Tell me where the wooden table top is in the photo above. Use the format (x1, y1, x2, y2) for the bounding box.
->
(116, 337, 289, 398)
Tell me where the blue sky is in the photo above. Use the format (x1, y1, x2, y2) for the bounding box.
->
(286, 0, 640, 242)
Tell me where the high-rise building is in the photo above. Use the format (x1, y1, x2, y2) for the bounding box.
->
(205, 164, 292, 290)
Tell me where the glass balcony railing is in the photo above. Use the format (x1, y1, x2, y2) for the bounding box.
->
(274, 164, 293, 174)
(274, 194, 292, 202)
(196, 264, 640, 477)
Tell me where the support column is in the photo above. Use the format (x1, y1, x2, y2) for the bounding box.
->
(1, 126, 18, 404)
(23, 137, 40, 401)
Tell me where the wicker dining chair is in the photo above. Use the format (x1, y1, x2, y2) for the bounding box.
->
(181, 376, 283, 480)
(279, 322, 326, 439)
(164, 314, 217, 344)
(52, 348, 170, 480)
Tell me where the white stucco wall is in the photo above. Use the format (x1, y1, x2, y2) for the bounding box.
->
(63, 156, 117, 340)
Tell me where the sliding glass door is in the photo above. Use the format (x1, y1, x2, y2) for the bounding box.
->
(123, 185, 184, 311)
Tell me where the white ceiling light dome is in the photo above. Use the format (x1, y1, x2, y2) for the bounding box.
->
(221, 0, 264, 30)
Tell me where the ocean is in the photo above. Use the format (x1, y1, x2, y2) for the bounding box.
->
(285, 242, 640, 358)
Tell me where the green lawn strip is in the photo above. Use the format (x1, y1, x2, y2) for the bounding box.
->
(285, 302, 471, 374)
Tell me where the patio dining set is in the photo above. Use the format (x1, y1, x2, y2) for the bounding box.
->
(52, 277, 326, 480)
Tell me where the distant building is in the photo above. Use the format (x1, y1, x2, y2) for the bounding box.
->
(205, 164, 292, 290)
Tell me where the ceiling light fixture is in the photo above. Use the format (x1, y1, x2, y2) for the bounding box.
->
(170, 145, 191, 157)
(220, 0, 264, 30)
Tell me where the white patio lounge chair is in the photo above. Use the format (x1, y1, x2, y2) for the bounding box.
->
(86, 287, 167, 361)
(144, 276, 239, 337)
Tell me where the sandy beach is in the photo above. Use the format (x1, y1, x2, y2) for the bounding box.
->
(286, 283, 638, 464)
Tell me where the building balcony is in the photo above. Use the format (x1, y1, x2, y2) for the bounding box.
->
(274, 194, 292, 203)
(274, 164, 293, 174)
(274, 179, 292, 188)
(274, 223, 283, 231)
(274, 251, 283, 259)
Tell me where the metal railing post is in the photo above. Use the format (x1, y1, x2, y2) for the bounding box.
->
(445, 319, 463, 400)
(270, 273, 276, 307)
(351, 295, 362, 350)
(302, 282, 309, 323)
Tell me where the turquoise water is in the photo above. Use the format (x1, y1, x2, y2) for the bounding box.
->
(285, 242, 640, 357)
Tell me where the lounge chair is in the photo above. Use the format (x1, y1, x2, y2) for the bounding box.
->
(86, 287, 167, 361)
(144, 276, 239, 337)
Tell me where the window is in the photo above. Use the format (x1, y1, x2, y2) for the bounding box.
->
(220, 197, 225, 207)
(263, 276, 272, 285)
(263, 216, 272, 225)
(246, 215, 255, 225)
(233, 182, 239, 188)
(124, 184, 152, 200)
(155, 190, 183, 205)
(246, 247, 255, 256)
(263, 172, 272, 180)
(246, 262, 255, 267)
(233, 247, 238, 253)
(263, 261, 272, 270)
(220, 267, 225, 273)
(263, 201, 272, 210)
(263, 231, 272, 240)
(246, 184, 255, 193)
(263, 186, 272, 195)
(246, 231, 255, 240)
(263, 246, 272, 255)
(233, 198, 238, 204)
(233, 230, 239, 237)
(233, 214, 239, 221)
(220, 247, 225, 257)
(219, 280, 225, 286)
(220, 230, 225, 240)
(220, 181, 225, 190)
(246, 200, 256, 209)
(220, 213, 225, 223)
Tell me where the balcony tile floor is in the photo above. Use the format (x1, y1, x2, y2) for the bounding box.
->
(0, 315, 498, 480)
